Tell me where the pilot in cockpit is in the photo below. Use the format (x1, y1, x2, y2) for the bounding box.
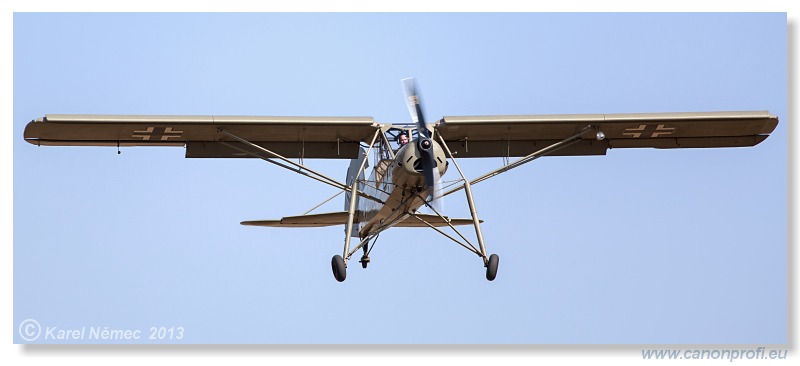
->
(397, 132, 409, 147)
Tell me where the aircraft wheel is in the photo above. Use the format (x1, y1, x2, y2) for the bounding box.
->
(331, 255, 346, 282)
(486, 254, 499, 281)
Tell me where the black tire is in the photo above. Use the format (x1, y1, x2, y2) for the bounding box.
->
(486, 254, 499, 281)
(331, 255, 347, 282)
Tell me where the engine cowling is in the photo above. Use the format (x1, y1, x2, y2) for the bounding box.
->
(391, 139, 448, 188)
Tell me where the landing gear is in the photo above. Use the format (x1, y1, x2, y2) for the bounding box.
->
(485, 254, 499, 281)
(331, 255, 346, 282)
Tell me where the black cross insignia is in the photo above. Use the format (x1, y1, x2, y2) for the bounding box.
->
(131, 127, 183, 141)
(622, 124, 675, 138)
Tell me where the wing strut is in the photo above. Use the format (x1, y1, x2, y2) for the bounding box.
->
(217, 129, 383, 204)
(440, 125, 598, 197)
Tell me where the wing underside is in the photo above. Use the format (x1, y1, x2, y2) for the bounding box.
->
(436, 111, 778, 157)
(24, 111, 778, 159)
(23, 114, 379, 159)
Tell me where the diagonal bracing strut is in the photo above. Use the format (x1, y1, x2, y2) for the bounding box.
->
(441, 125, 597, 197)
(218, 129, 384, 204)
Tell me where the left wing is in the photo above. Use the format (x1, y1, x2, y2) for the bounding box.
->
(23, 114, 379, 159)
(435, 111, 778, 158)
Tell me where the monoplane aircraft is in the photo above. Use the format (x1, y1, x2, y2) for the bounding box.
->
(23, 78, 779, 282)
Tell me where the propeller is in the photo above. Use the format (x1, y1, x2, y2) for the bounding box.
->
(402, 78, 443, 212)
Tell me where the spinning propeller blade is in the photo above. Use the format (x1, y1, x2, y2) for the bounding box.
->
(402, 77, 429, 138)
(402, 78, 442, 210)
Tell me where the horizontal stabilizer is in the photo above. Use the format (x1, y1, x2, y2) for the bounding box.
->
(394, 214, 482, 227)
(241, 212, 480, 228)
(242, 212, 349, 227)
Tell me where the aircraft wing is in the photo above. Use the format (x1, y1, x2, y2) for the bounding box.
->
(23, 114, 379, 159)
(435, 111, 778, 157)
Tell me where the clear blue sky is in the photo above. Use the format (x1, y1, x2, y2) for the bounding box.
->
(13, 12, 786, 344)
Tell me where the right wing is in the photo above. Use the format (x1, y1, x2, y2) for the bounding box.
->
(435, 111, 778, 157)
(23, 114, 379, 159)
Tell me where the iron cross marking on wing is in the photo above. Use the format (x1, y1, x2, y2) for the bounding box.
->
(622, 124, 675, 138)
(131, 127, 184, 141)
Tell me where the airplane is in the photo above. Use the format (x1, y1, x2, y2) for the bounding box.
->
(22, 78, 779, 282)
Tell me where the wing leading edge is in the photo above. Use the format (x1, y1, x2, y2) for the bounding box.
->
(436, 111, 778, 158)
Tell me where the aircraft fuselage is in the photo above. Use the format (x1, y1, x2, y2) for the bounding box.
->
(355, 139, 448, 237)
